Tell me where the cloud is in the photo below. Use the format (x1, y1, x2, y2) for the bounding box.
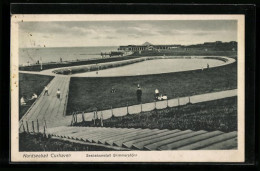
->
(42, 35, 50, 38)
(105, 36, 117, 39)
(116, 26, 159, 37)
(127, 34, 141, 38)
(20, 22, 97, 36)
(19, 20, 237, 47)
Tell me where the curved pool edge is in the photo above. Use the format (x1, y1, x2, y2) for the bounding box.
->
(20, 56, 236, 77)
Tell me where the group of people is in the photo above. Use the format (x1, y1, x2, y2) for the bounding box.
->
(202, 63, 210, 71)
(20, 86, 62, 106)
(136, 85, 168, 103)
(20, 93, 38, 106)
(44, 86, 61, 100)
(154, 88, 168, 101)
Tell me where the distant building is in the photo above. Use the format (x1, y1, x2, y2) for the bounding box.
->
(118, 42, 181, 52)
(118, 41, 237, 52)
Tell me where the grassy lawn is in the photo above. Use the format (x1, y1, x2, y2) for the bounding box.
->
(67, 62, 237, 114)
(19, 73, 54, 119)
(75, 97, 237, 132)
(19, 133, 116, 151)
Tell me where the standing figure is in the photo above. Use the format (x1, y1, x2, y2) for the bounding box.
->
(43, 86, 49, 96)
(155, 88, 159, 100)
(136, 85, 142, 103)
(111, 87, 116, 93)
(56, 89, 61, 100)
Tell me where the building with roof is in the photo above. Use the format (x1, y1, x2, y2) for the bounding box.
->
(118, 42, 181, 52)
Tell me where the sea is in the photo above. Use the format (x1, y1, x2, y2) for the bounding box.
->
(19, 46, 118, 65)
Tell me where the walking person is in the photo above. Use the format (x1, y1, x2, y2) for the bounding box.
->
(56, 89, 61, 100)
(43, 86, 49, 96)
(136, 85, 142, 103)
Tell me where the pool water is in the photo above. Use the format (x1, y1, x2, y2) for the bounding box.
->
(72, 58, 225, 77)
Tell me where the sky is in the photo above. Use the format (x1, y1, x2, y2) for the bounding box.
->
(19, 20, 237, 48)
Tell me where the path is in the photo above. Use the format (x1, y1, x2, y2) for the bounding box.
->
(20, 75, 70, 128)
(72, 89, 237, 123)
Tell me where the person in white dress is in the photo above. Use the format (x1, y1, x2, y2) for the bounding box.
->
(29, 93, 37, 101)
(162, 94, 168, 100)
(20, 97, 26, 106)
(56, 89, 61, 99)
(43, 86, 49, 95)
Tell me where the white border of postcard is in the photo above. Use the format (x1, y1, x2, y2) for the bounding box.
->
(11, 14, 245, 162)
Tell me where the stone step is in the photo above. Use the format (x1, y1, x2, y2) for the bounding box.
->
(158, 131, 224, 150)
(177, 131, 237, 150)
(123, 129, 180, 149)
(114, 129, 164, 147)
(133, 129, 189, 150)
(45, 126, 237, 151)
(144, 130, 207, 150)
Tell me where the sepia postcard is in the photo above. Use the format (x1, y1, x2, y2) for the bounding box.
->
(11, 14, 245, 162)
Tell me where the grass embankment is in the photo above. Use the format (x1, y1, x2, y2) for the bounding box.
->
(75, 97, 237, 132)
(67, 62, 237, 114)
(19, 73, 54, 119)
(19, 133, 116, 151)
(130, 50, 237, 58)
(19, 55, 143, 72)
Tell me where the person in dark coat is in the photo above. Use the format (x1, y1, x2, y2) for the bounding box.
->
(136, 85, 142, 103)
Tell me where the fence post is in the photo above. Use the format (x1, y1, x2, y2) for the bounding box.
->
(71, 113, 74, 125)
(178, 97, 180, 107)
(82, 112, 85, 122)
(43, 119, 47, 137)
(154, 101, 157, 110)
(166, 99, 169, 108)
(37, 119, 39, 133)
(100, 111, 103, 127)
(32, 121, 35, 133)
(44, 119, 47, 129)
(188, 97, 191, 104)
(111, 106, 114, 117)
(93, 111, 96, 126)
(126, 102, 129, 115)
(26, 121, 29, 133)
(74, 113, 76, 124)
(43, 125, 46, 137)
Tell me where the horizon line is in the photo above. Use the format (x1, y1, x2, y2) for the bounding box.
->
(19, 40, 237, 49)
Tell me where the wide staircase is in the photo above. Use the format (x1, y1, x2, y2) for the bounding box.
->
(46, 126, 237, 150)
